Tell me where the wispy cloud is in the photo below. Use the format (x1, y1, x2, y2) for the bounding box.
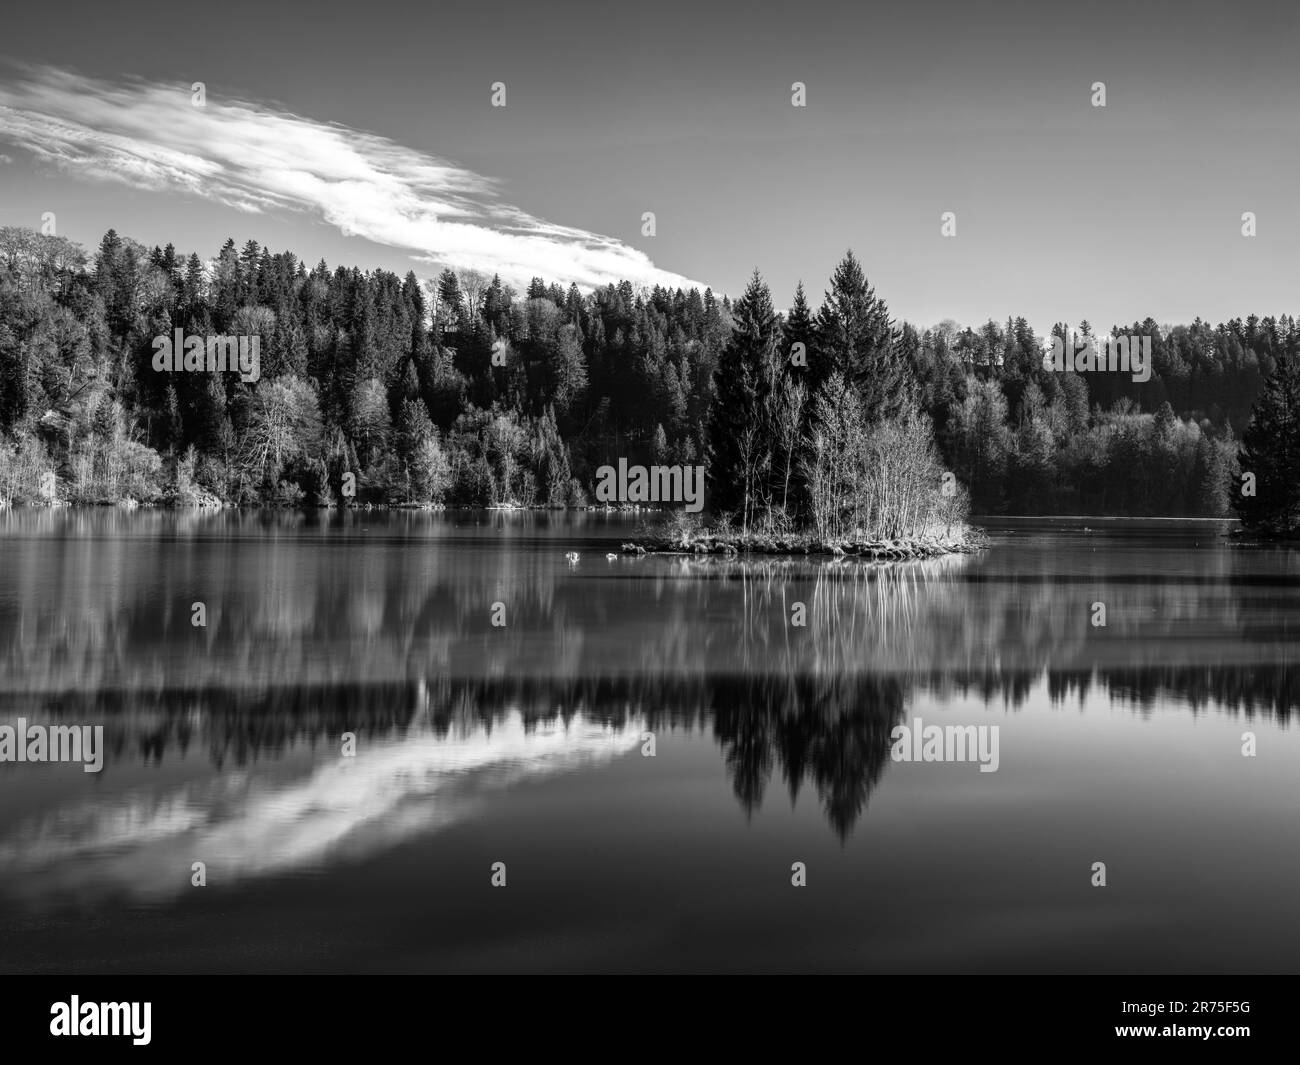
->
(0, 65, 704, 291)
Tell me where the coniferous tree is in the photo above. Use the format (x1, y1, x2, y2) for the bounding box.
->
(813, 251, 909, 423)
(238, 240, 261, 304)
(785, 281, 813, 369)
(212, 239, 240, 329)
(707, 271, 779, 531)
(436, 269, 463, 330)
(1233, 350, 1300, 536)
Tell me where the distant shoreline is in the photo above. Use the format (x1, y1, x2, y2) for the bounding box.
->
(976, 515, 1238, 524)
(0, 499, 664, 514)
(0, 503, 1251, 530)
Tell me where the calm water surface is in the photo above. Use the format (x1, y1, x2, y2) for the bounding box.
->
(0, 510, 1296, 973)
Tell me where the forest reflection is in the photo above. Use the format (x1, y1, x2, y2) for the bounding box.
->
(1, 510, 1295, 839)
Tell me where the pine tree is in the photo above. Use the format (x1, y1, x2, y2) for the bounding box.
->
(256, 247, 275, 306)
(213, 239, 240, 329)
(813, 251, 909, 423)
(238, 240, 261, 303)
(785, 282, 813, 362)
(436, 269, 463, 330)
(484, 273, 506, 329)
(564, 283, 583, 325)
(707, 271, 779, 531)
(1233, 350, 1300, 536)
(181, 253, 206, 319)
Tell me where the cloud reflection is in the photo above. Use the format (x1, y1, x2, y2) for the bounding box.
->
(0, 712, 641, 906)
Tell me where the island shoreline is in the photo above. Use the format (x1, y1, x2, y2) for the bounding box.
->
(621, 527, 988, 560)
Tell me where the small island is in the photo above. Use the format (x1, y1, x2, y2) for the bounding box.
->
(619, 262, 981, 560)
(622, 529, 983, 560)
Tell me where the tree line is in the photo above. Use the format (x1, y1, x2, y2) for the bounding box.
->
(0, 226, 1295, 531)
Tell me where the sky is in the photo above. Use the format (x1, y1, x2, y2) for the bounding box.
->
(0, 0, 1296, 334)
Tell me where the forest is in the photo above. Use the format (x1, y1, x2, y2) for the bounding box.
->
(0, 225, 1293, 528)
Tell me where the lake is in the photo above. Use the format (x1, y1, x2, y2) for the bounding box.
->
(0, 509, 1296, 973)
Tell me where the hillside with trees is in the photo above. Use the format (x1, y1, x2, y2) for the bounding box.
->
(0, 227, 1287, 526)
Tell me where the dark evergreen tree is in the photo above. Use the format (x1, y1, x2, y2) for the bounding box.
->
(213, 238, 240, 329)
(813, 250, 909, 422)
(784, 281, 813, 369)
(707, 271, 779, 530)
(436, 268, 463, 329)
(1233, 350, 1300, 536)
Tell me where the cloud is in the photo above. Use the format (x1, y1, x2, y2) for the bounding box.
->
(0, 65, 704, 291)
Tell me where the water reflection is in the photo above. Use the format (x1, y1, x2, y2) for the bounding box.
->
(0, 511, 1296, 904)
(1, 511, 1293, 691)
(0, 710, 639, 906)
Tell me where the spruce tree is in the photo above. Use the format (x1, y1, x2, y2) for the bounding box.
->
(707, 271, 778, 531)
(213, 238, 240, 329)
(785, 281, 813, 373)
(564, 283, 583, 325)
(181, 253, 206, 321)
(436, 269, 463, 329)
(813, 251, 908, 423)
(1233, 350, 1300, 536)
(238, 240, 261, 303)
